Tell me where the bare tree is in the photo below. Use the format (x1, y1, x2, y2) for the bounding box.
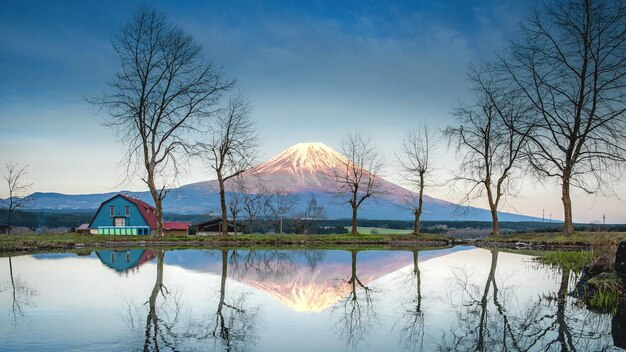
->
(292, 194, 327, 234)
(227, 189, 243, 236)
(262, 187, 297, 234)
(196, 96, 259, 236)
(499, 0, 626, 235)
(89, 6, 234, 236)
(242, 191, 264, 235)
(329, 132, 385, 235)
(1, 163, 33, 235)
(444, 70, 531, 235)
(396, 124, 437, 235)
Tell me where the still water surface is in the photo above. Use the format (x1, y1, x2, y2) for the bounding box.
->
(0, 246, 623, 351)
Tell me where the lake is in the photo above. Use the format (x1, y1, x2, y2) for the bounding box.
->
(0, 246, 623, 351)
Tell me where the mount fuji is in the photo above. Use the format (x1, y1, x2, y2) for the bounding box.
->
(22, 142, 538, 221)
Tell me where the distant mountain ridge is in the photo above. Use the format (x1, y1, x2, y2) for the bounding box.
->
(15, 143, 539, 221)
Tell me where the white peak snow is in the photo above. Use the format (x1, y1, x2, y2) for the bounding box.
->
(254, 142, 345, 175)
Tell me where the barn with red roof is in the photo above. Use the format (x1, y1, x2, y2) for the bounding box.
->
(87, 194, 188, 235)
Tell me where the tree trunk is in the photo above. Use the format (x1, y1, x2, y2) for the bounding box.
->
(413, 172, 425, 236)
(556, 268, 571, 350)
(9, 256, 15, 301)
(413, 250, 421, 312)
(413, 212, 420, 236)
(219, 249, 227, 310)
(561, 176, 574, 236)
(490, 206, 500, 236)
(350, 205, 358, 236)
(485, 180, 500, 236)
(477, 250, 498, 351)
(349, 250, 358, 296)
(154, 196, 164, 237)
(147, 172, 164, 237)
(144, 250, 164, 348)
(217, 172, 228, 236)
(7, 208, 12, 236)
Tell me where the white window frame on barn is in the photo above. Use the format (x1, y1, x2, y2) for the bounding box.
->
(114, 217, 126, 227)
(109, 205, 115, 217)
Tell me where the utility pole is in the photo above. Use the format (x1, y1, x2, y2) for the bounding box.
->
(280, 216, 283, 235)
(542, 209, 545, 223)
(549, 214, 552, 223)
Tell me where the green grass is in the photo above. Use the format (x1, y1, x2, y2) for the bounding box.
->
(0, 232, 453, 255)
(588, 290, 620, 312)
(586, 272, 622, 312)
(536, 250, 595, 272)
(481, 231, 626, 245)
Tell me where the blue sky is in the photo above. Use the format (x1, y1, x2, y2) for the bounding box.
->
(1, 0, 622, 222)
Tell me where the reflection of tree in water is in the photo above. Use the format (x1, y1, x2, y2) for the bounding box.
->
(187, 249, 258, 352)
(440, 250, 528, 351)
(228, 249, 325, 280)
(440, 249, 613, 352)
(1, 256, 39, 326)
(122, 250, 189, 351)
(332, 250, 378, 350)
(520, 264, 613, 351)
(141, 250, 183, 351)
(396, 250, 424, 351)
(122, 248, 259, 351)
(302, 250, 325, 271)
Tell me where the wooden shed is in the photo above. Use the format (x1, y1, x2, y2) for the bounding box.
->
(194, 218, 242, 235)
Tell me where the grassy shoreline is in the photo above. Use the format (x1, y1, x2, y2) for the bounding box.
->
(0, 233, 457, 255)
(477, 231, 626, 248)
(2, 231, 624, 256)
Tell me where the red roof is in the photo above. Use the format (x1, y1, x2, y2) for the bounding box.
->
(163, 222, 190, 230)
(88, 194, 189, 231)
(138, 250, 158, 265)
(88, 193, 158, 229)
(118, 194, 158, 229)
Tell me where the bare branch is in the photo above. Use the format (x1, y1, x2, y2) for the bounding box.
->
(1, 163, 34, 235)
(87, 6, 234, 236)
(326, 132, 385, 236)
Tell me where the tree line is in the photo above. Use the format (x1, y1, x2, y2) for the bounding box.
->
(2, 0, 624, 237)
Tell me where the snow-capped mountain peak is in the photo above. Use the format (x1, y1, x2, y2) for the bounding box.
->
(252, 142, 346, 177)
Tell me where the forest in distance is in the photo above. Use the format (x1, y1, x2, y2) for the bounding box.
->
(2, 208, 623, 237)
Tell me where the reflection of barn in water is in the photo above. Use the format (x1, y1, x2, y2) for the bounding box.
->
(96, 249, 157, 273)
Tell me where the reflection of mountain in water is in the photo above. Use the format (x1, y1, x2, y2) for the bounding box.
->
(160, 247, 470, 312)
(96, 249, 157, 273)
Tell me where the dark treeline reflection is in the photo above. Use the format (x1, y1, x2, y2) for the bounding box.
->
(440, 250, 614, 352)
(85, 247, 620, 352)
